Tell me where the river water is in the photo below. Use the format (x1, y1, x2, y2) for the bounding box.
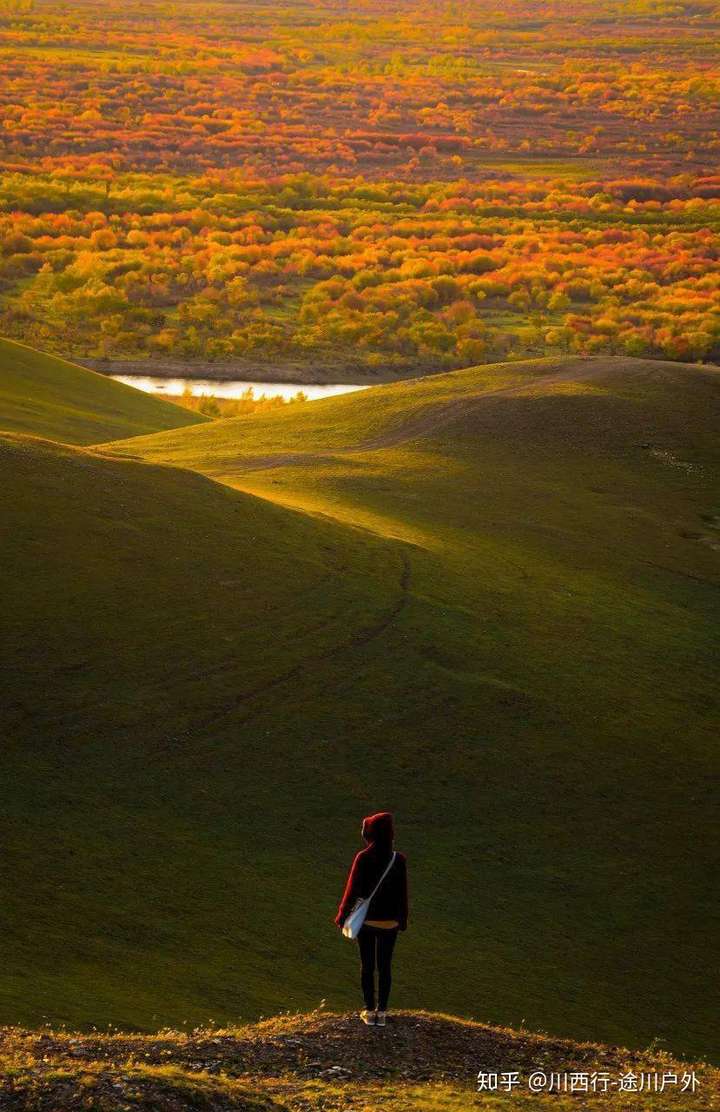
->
(111, 375, 367, 402)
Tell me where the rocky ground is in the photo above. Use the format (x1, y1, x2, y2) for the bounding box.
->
(0, 1010, 717, 1111)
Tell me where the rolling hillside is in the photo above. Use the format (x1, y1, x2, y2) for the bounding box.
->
(0, 337, 206, 444)
(0, 431, 402, 1030)
(2, 356, 718, 1063)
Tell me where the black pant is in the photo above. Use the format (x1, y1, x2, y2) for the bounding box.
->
(357, 925, 398, 1011)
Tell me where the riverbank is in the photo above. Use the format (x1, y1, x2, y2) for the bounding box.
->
(81, 358, 429, 386)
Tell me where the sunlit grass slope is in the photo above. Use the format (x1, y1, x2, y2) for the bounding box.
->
(0, 337, 206, 444)
(96, 356, 720, 1061)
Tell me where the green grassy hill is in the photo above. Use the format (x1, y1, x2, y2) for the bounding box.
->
(0, 337, 206, 444)
(2, 1011, 717, 1112)
(2, 356, 718, 1063)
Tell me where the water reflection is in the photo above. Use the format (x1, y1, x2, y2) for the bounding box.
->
(111, 375, 367, 402)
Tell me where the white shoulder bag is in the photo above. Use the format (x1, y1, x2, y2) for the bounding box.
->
(342, 852, 397, 940)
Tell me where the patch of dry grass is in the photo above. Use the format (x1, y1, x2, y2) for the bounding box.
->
(1, 1012, 717, 1111)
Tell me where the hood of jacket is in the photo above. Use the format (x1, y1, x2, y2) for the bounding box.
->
(362, 811, 394, 847)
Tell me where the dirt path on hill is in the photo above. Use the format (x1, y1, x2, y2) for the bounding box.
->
(191, 549, 411, 733)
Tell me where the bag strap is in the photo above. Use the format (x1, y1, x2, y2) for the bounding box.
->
(367, 851, 396, 903)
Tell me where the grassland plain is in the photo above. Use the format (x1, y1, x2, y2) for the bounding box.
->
(0, 337, 206, 445)
(1, 355, 718, 1068)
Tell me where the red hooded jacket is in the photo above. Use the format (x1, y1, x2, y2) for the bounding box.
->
(335, 812, 409, 931)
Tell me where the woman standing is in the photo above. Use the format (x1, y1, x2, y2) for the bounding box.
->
(335, 811, 409, 1026)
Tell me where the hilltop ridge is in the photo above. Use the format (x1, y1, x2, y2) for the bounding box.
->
(101, 354, 720, 474)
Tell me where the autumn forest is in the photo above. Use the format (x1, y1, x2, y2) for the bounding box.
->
(2, 0, 720, 371)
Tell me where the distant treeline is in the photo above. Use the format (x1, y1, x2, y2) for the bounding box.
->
(166, 387, 307, 419)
